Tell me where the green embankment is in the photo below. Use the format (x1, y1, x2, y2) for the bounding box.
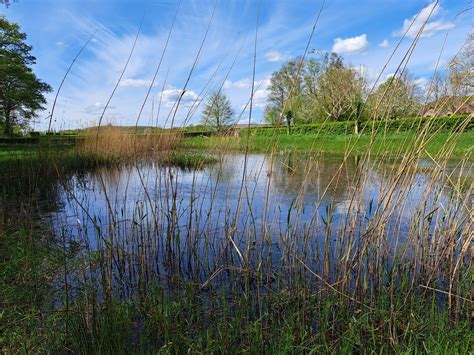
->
(181, 115, 474, 158)
(181, 131, 474, 158)
(0, 144, 74, 161)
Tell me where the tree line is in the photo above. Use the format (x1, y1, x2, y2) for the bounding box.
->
(0, 14, 472, 136)
(201, 32, 471, 133)
(263, 36, 472, 129)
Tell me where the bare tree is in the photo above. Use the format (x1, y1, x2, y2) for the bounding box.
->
(447, 32, 473, 109)
(201, 90, 234, 132)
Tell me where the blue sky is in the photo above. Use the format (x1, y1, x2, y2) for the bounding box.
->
(2, 0, 472, 130)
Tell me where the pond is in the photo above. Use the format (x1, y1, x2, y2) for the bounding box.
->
(32, 152, 470, 295)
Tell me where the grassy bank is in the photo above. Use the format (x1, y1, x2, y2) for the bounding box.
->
(0, 142, 75, 161)
(181, 130, 474, 158)
(1, 222, 471, 353)
(1, 236, 471, 353)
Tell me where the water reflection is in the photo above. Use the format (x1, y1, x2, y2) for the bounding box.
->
(52, 153, 471, 246)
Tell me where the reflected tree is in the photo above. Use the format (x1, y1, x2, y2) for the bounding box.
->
(0, 0, 18, 8)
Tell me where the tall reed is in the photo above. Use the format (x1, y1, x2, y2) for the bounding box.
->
(1, 0, 472, 352)
(77, 125, 180, 159)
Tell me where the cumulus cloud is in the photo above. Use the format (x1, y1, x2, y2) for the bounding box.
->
(159, 88, 199, 108)
(253, 78, 271, 106)
(236, 77, 271, 111)
(119, 78, 154, 88)
(332, 34, 369, 54)
(84, 102, 116, 114)
(393, 2, 453, 39)
(264, 50, 290, 62)
(379, 39, 389, 48)
(223, 78, 252, 89)
(350, 64, 379, 84)
(413, 77, 428, 90)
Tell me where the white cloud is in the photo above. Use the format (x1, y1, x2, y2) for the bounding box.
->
(379, 39, 389, 48)
(119, 78, 154, 88)
(264, 50, 290, 62)
(237, 78, 271, 111)
(254, 77, 270, 101)
(332, 34, 369, 54)
(160, 88, 199, 108)
(413, 77, 428, 90)
(223, 78, 252, 89)
(84, 102, 116, 114)
(429, 58, 446, 70)
(393, 2, 453, 39)
(350, 64, 379, 84)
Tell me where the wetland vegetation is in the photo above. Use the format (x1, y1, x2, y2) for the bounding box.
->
(1, 1, 473, 353)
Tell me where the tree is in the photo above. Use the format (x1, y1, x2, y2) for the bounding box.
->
(285, 110, 294, 134)
(263, 106, 280, 125)
(0, 16, 52, 136)
(314, 55, 366, 122)
(424, 32, 473, 115)
(264, 53, 367, 125)
(264, 57, 305, 124)
(447, 32, 473, 107)
(0, 0, 18, 8)
(201, 90, 234, 131)
(367, 72, 420, 120)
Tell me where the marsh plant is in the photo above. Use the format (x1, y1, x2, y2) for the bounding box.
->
(1, 1, 473, 353)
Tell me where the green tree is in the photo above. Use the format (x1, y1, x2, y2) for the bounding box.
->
(201, 90, 234, 132)
(264, 57, 305, 124)
(0, 16, 52, 136)
(368, 72, 420, 120)
(264, 53, 366, 125)
(313, 54, 366, 122)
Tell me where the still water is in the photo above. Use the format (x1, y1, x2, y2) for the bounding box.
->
(51, 153, 470, 248)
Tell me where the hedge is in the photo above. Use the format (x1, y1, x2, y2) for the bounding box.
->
(246, 115, 472, 137)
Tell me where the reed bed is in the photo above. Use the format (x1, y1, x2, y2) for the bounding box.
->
(1, 1, 473, 353)
(3, 129, 470, 352)
(77, 125, 181, 159)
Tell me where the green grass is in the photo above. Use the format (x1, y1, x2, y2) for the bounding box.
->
(1, 127, 472, 353)
(0, 228, 64, 353)
(181, 130, 474, 158)
(162, 151, 218, 168)
(1, 240, 471, 354)
(0, 142, 76, 161)
(1, 225, 471, 354)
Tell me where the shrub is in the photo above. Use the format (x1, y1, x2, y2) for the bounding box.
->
(246, 115, 472, 136)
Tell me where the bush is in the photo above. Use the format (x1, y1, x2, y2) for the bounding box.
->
(247, 115, 472, 136)
(368, 114, 472, 133)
